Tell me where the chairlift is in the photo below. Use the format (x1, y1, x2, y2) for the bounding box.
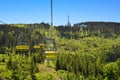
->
(15, 33, 30, 54)
(44, 0, 57, 59)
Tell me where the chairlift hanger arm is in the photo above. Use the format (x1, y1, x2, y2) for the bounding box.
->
(50, 0, 53, 38)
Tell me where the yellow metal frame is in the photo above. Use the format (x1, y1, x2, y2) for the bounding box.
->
(16, 45, 29, 52)
(45, 51, 57, 59)
(33, 45, 40, 49)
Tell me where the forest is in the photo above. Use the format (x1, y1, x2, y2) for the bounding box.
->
(0, 22, 120, 80)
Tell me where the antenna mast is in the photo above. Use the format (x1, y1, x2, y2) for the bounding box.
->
(68, 15, 69, 26)
(67, 15, 71, 27)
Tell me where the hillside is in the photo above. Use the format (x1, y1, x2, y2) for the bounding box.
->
(1, 22, 120, 79)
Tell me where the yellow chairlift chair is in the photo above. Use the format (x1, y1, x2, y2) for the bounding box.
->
(15, 42, 29, 54)
(45, 38, 57, 59)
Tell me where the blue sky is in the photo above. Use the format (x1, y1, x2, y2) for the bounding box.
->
(0, 0, 120, 26)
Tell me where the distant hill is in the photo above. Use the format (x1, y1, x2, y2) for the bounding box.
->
(57, 22, 120, 39)
(74, 22, 120, 27)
